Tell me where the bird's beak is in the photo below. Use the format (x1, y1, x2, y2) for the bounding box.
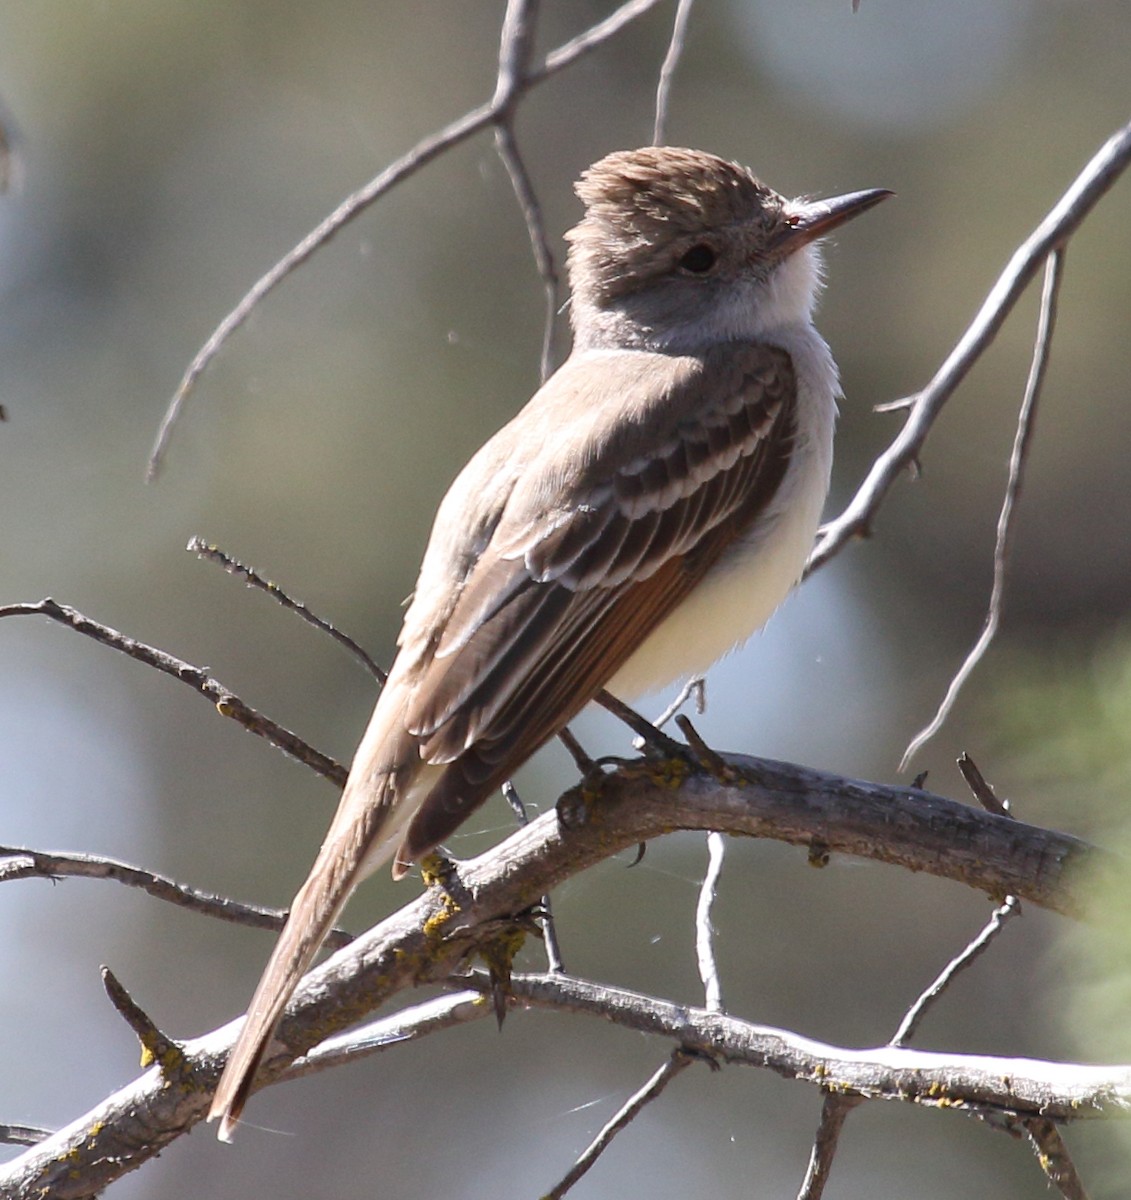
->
(777, 188, 893, 253)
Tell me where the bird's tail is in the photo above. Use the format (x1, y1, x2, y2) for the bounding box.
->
(208, 831, 361, 1141)
(209, 708, 431, 1140)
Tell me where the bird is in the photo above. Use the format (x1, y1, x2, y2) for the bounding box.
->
(209, 146, 890, 1139)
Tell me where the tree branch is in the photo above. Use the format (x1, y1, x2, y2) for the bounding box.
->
(809, 117, 1131, 576)
(0, 749, 1109, 1196)
(146, 0, 667, 479)
(505, 973, 1131, 1119)
(188, 537, 386, 684)
(0, 597, 346, 786)
(900, 248, 1065, 768)
(0, 844, 352, 948)
(544, 1047, 696, 1199)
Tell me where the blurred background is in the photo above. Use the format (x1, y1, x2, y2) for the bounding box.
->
(1, 2, 1129, 1197)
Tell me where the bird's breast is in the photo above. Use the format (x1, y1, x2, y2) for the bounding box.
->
(606, 325, 837, 699)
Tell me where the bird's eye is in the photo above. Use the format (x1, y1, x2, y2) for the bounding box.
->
(678, 243, 717, 274)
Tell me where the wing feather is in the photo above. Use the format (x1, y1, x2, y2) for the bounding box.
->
(396, 340, 798, 860)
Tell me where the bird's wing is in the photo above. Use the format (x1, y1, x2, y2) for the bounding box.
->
(396, 339, 797, 862)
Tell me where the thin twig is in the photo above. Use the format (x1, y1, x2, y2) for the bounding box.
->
(652, 0, 696, 145)
(188, 537, 386, 683)
(543, 1048, 695, 1199)
(957, 752, 1011, 817)
(637, 676, 704, 745)
(489, 1, 561, 382)
(1023, 1117, 1090, 1200)
(0, 844, 352, 948)
(0, 1125, 51, 1148)
(0, 598, 346, 786)
(101, 967, 179, 1069)
(146, 0, 666, 479)
(284, 990, 488, 1079)
(809, 119, 1131, 577)
(501, 780, 564, 972)
(889, 897, 1022, 1048)
(535, 0, 664, 80)
(695, 831, 726, 1011)
(900, 249, 1064, 770)
(595, 689, 685, 758)
(494, 127, 560, 382)
(890, 757, 1020, 1046)
(796, 1093, 865, 1200)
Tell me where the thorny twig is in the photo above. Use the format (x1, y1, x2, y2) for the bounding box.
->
(501, 780, 564, 973)
(0, 844, 351, 947)
(0, 598, 346, 785)
(188, 537, 386, 683)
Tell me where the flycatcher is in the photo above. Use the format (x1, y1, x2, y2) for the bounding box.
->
(210, 146, 889, 1138)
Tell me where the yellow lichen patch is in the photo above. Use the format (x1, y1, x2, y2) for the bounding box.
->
(648, 756, 692, 789)
(422, 889, 461, 940)
(418, 853, 456, 889)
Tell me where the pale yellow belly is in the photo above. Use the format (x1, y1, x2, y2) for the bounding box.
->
(607, 372, 833, 699)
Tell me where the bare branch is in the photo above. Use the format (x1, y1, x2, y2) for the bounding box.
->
(284, 990, 488, 1079)
(101, 967, 179, 1069)
(809, 118, 1131, 576)
(146, 0, 667, 479)
(494, 125, 560, 382)
(535, 0, 666, 81)
(0, 844, 352, 948)
(0, 1125, 51, 1148)
(653, 0, 696, 145)
(0, 597, 346, 786)
(795, 751, 1028, 1192)
(890, 754, 1021, 1046)
(695, 831, 726, 1012)
(796, 1093, 864, 1200)
(0, 759, 1114, 1198)
(501, 779, 565, 973)
(188, 537, 386, 683)
(889, 896, 1022, 1048)
(1023, 1117, 1090, 1200)
(544, 1048, 695, 1199)
(507, 973, 1131, 1119)
(490, 0, 561, 382)
(900, 248, 1065, 769)
(646, 675, 705, 738)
